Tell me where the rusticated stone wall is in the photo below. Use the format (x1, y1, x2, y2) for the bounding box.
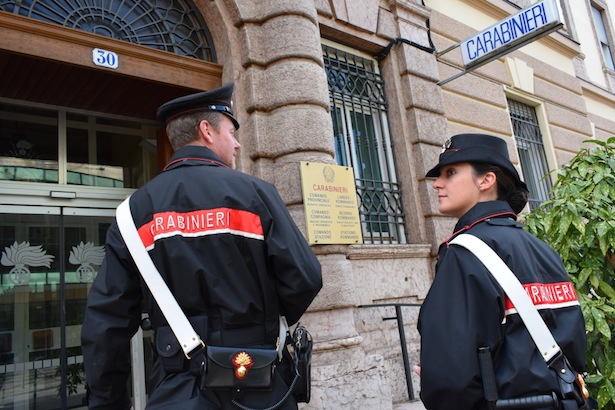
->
(194, 0, 443, 408)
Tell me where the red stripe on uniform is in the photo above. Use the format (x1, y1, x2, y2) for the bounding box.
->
(504, 281, 579, 314)
(137, 208, 264, 248)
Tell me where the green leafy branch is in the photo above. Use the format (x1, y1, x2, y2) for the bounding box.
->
(524, 137, 615, 409)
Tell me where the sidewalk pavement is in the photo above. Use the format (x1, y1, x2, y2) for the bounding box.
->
(393, 400, 426, 410)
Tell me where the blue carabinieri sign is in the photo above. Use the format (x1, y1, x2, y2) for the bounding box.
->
(461, 0, 562, 69)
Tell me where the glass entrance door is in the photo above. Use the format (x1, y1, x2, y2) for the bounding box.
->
(0, 205, 114, 409)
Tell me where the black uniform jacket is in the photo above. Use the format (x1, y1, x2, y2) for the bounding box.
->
(418, 201, 587, 410)
(81, 146, 322, 409)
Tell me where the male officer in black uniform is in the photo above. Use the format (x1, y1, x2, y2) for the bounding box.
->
(81, 82, 322, 409)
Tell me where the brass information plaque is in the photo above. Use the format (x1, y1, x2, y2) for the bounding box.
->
(300, 161, 363, 245)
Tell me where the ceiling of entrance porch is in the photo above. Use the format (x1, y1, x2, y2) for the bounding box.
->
(0, 50, 199, 121)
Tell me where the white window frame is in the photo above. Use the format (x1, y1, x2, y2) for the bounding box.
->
(591, 1, 615, 71)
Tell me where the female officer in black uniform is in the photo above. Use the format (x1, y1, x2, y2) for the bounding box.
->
(81, 82, 322, 410)
(417, 134, 588, 410)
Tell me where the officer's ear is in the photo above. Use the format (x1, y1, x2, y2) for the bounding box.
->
(198, 120, 215, 145)
(479, 171, 497, 192)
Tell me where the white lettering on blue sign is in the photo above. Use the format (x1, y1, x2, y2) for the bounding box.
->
(461, 0, 561, 68)
(92, 48, 119, 69)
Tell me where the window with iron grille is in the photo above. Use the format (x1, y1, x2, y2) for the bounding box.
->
(591, 2, 615, 71)
(0, 0, 215, 61)
(322, 44, 407, 244)
(507, 99, 553, 210)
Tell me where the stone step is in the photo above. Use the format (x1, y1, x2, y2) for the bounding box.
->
(393, 400, 426, 410)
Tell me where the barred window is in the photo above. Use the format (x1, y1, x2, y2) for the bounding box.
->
(323, 44, 407, 244)
(508, 99, 553, 210)
(0, 0, 215, 61)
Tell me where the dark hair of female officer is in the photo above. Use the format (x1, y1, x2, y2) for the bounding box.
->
(471, 162, 529, 214)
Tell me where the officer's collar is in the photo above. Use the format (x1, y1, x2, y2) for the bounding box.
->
(436, 201, 517, 252)
(163, 146, 229, 171)
(434, 201, 517, 256)
(453, 201, 517, 234)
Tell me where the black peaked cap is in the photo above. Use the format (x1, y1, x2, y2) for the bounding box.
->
(156, 82, 239, 129)
(426, 133, 526, 188)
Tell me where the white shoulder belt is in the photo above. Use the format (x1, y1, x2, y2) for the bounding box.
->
(116, 197, 204, 358)
(449, 233, 561, 363)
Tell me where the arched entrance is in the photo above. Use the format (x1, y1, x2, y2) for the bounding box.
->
(0, 0, 216, 60)
(0, 2, 223, 408)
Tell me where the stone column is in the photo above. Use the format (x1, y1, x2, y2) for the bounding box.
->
(224, 0, 394, 407)
(386, 0, 451, 248)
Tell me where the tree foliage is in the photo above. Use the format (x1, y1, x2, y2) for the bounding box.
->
(524, 137, 615, 409)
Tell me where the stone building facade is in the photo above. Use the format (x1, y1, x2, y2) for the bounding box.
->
(0, 0, 614, 409)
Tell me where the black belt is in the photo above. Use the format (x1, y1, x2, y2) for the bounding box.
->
(148, 315, 275, 347)
(208, 324, 274, 347)
(494, 393, 558, 409)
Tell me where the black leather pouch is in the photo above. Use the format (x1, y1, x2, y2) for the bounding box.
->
(155, 325, 185, 373)
(551, 354, 597, 410)
(202, 346, 277, 390)
(291, 325, 313, 403)
(155, 316, 208, 374)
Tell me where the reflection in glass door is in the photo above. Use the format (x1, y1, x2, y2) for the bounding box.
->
(0, 206, 112, 409)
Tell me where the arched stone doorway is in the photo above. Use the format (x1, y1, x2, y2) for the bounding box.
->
(0, 2, 230, 409)
(0, 0, 216, 60)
